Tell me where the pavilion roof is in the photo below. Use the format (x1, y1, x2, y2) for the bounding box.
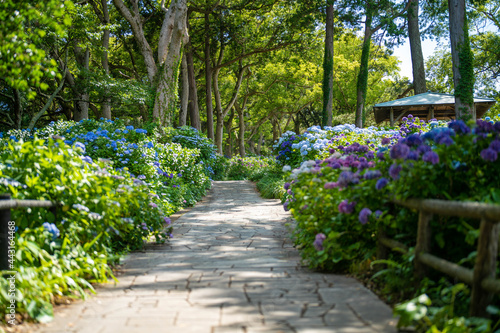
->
(373, 92, 496, 124)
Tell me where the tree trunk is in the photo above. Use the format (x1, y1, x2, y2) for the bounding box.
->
(448, 0, 475, 119)
(322, 1, 334, 127)
(294, 115, 300, 134)
(354, 7, 373, 128)
(101, 0, 112, 119)
(73, 44, 90, 121)
(13, 89, 22, 129)
(224, 108, 235, 157)
(113, 0, 188, 125)
(237, 106, 245, 157)
(213, 65, 249, 154)
(213, 68, 225, 154)
(248, 139, 255, 154)
(205, 12, 214, 139)
(408, 0, 427, 95)
(257, 132, 263, 155)
(185, 21, 201, 130)
(153, 0, 189, 125)
(179, 53, 189, 126)
(272, 117, 279, 142)
(112, 0, 157, 83)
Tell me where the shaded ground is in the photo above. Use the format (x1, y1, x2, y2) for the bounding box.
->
(15, 180, 397, 333)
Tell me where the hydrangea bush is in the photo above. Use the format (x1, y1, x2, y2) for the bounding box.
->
(0, 119, 222, 323)
(274, 124, 399, 168)
(0, 138, 173, 322)
(281, 115, 500, 330)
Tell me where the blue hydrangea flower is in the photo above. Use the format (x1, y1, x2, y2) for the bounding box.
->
(42, 222, 60, 239)
(376, 178, 389, 190)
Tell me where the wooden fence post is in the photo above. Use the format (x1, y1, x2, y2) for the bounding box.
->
(415, 211, 433, 279)
(0, 194, 11, 271)
(470, 219, 499, 317)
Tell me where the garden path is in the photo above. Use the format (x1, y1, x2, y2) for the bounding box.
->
(22, 181, 397, 333)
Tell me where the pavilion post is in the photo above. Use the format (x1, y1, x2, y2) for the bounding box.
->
(390, 108, 394, 126)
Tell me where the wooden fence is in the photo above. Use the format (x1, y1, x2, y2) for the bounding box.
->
(0, 194, 56, 271)
(377, 197, 500, 317)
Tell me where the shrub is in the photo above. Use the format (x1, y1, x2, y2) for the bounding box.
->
(0, 119, 218, 324)
(225, 156, 274, 180)
(0, 138, 172, 322)
(280, 116, 500, 328)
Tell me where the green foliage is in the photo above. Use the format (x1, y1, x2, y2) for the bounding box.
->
(0, 138, 170, 322)
(0, 0, 73, 97)
(0, 119, 218, 323)
(248, 162, 286, 199)
(395, 285, 498, 332)
(278, 116, 500, 329)
(225, 156, 274, 180)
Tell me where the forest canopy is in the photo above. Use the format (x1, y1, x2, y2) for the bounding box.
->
(1, 0, 499, 156)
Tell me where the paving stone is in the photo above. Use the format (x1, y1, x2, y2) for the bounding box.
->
(15, 181, 397, 333)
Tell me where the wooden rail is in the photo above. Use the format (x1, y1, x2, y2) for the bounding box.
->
(378, 198, 500, 318)
(0, 194, 56, 271)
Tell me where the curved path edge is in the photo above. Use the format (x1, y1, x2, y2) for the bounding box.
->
(15, 180, 397, 333)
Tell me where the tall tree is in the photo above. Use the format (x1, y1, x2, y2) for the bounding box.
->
(113, 0, 189, 125)
(408, 0, 427, 94)
(322, 1, 334, 127)
(448, 0, 475, 119)
(90, 0, 113, 119)
(204, 10, 214, 140)
(354, 0, 410, 128)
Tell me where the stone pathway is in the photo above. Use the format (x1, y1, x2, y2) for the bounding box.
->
(21, 181, 397, 333)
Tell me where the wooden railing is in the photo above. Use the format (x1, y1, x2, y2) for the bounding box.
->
(0, 194, 56, 271)
(377, 198, 500, 317)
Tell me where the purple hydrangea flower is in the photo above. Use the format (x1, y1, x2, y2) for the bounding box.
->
(407, 151, 420, 161)
(489, 140, 500, 152)
(481, 148, 498, 162)
(337, 171, 354, 188)
(417, 144, 431, 155)
(375, 177, 389, 190)
(338, 200, 356, 214)
(390, 143, 410, 160)
(376, 151, 385, 160)
(324, 182, 338, 189)
(283, 200, 289, 211)
(374, 210, 383, 219)
(284, 182, 291, 190)
(381, 137, 391, 145)
(422, 151, 440, 164)
(438, 135, 454, 146)
(163, 217, 171, 225)
(389, 164, 402, 180)
(359, 208, 372, 224)
(406, 134, 423, 147)
(448, 120, 470, 135)
(364, 170, 382, 180)
(313, 233, 326, 251)
(149, 202, 158, 208)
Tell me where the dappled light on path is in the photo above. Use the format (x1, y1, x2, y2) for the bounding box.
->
(25, 181, 397, 333)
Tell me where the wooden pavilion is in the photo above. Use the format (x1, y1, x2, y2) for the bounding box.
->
(373, 92, 496, 126)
